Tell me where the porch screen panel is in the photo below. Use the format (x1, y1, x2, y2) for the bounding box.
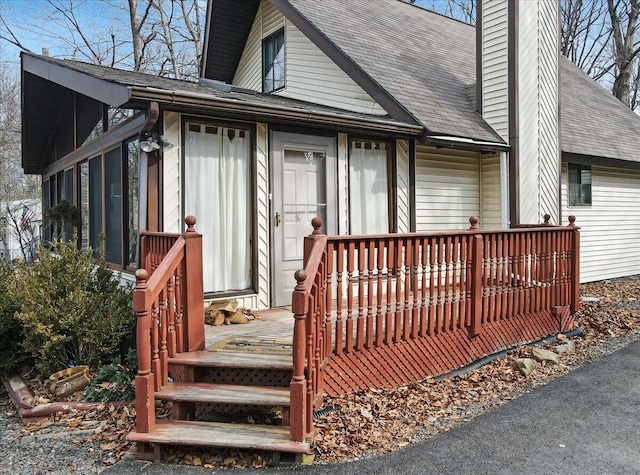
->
(126, 140, 139, 268)
(185, 124, 251, 293)
(88, 156, 103, 256)
(42, 179, 51, 245)
(63, 168, 74, 241)
(79, 162, 89, 251)
(349, 141, 390, 234)
(105, 148, 123, 265)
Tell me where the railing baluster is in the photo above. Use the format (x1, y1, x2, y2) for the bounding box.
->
(167, 272, 176, 358)
(356, 241, 365, 351)
(346, 241, 355, 353)
(403, 237, 412, 340)
(151, 299, 161, 391)
(394, 238, 403, 343)
(159, 288, 168, 386)
(385, 240, 394, 344)
(325, 243, 334, 357)
(335, 242, 344, 355)
(420, 237, 428, 336)
(376, 240, 384, 346)
(366, 240, 375, 349)
(428, 238, 436, 335)
(411, 237, 420, 338)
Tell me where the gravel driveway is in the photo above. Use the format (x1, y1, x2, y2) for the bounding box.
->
(0, 393, 103, 475)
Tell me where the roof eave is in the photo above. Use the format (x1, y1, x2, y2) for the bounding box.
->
(22, 53, 131, 107)
(128, 87, 424, 136)
(421, 134, 509, 153)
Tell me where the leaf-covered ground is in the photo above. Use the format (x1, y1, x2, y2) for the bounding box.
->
(5, 276, 640, 469)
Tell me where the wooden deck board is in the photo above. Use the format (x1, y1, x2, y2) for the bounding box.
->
(156, 382, 290, 406)
(169, 350, 293, 370)
(126, 420, 311, 453)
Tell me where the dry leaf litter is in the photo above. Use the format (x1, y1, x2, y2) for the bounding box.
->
(0, 276, 638, 472)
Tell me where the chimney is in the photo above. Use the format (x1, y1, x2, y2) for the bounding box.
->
(477, 0, 560, 225)
(41, 48, 49, 57)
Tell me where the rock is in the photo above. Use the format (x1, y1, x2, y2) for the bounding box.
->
(581, 296, 600, 303)
(532, 348, 561, 364)
(513, 358, 536, 376)
(228, 311, 249, 324)
(557, 333, 567, 341)
(556, 341, 575, 354)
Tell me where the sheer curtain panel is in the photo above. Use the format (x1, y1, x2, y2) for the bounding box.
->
(349, 142, 389, 234)
(185, 125, 251, 293)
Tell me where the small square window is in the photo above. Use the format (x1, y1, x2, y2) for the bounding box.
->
(262, 28, 285, 93)
(568, 164, 592, 206)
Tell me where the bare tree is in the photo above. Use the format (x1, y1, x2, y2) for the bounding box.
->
(607, 0, 640, 108)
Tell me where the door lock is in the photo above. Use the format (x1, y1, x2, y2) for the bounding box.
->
(275, 212, 282, 227)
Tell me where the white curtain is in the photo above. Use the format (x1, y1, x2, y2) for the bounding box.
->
(185, 125, 250, 293)
(349, 142, 389, 234)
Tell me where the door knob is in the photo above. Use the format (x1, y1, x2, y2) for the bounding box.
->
(275, 212, 281, 226)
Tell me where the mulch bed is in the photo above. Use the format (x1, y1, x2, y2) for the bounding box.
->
(5, 276, 640, 468)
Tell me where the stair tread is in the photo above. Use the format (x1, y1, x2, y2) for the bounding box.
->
(127, 419, 310, 454)
(169, 350, 293, 370)
(157, 382, 290, 406)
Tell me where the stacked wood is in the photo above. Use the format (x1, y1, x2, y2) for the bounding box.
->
(204, 300, 256, 326)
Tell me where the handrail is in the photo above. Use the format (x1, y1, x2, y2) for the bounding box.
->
(132, 216, 204, 435)
(290, 215, 580, 442)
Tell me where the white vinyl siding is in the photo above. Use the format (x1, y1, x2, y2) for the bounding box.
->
(562, 164, 640, 283)
(480, 154, 502, 228)
(233, 0, 385, 115)
(163, 111, 182, 233)
(415, 146, 481, 231)
(481, 0, 509, 141)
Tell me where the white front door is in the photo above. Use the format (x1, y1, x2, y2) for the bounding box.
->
(272, 132, 336, 307)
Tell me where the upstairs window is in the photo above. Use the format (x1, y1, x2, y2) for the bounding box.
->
(568, 164, 592, 206)
(262, 28, 285, 93)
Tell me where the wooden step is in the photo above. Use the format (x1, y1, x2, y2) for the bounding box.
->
(156, 382, 290, 406)
(127, 420, 310, 454)
(169, 350, 293, 371)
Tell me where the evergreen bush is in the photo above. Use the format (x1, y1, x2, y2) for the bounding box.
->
(82, 349, 138, 402)
(10, 241, 135, 375)
(0, 263, 33, 377)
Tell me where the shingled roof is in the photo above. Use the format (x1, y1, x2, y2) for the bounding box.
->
(283, 0, 502, 144)
(560, 57, 640, 163)
(279, 0, 640, 162)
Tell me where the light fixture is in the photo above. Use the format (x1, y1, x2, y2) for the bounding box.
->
(139, 133, 173, 153)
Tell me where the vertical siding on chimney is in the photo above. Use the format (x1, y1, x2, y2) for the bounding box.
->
(481, 0, 509, 141)
(517, 0, 559, 224)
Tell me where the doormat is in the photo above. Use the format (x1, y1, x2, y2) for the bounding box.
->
(207, 336, 293, 356)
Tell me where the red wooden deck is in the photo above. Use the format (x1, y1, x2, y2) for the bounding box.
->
(128, 215, 580, 459)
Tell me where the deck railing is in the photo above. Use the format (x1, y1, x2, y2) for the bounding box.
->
(290, 216, 580, 441)
(132, 216, 204, 433)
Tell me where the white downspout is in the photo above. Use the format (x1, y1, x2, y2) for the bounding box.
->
(500, 151, 510, 229)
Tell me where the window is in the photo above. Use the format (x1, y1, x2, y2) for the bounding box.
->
(184, 121, 252, 294)
(88, 156, 103, 256)
(78, 141, 138, 269)
(349, 140, 392, 234)
(262, 28, 285, 93)
(568, 164, 592, 206)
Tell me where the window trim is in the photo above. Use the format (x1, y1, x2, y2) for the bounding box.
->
(347, 137, 396, 234)
(262, 27, 286, 93)
(567, 163, 592, 207)
(180, 116, 257, 298)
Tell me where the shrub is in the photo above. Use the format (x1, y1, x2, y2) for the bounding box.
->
(0, 263, 33, 377)
(10, 241, 135, 375)
(83, 349, 138, 402)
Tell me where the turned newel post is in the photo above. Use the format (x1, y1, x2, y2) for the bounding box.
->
(133, 269, 155, 432)
(467, 218, 482, 337)
(468, 216, 479, 230)
(290, 270, 308, 442)
(568, 216, 580, 313)
(304, 217, 325, 266)
(182, 216, 204, 351)
(543, 214, 551, 225)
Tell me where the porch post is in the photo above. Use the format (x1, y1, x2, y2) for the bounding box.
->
(290, 270, 308, 442)
(468, 217, 483, 337)
(569, 216, 580, 313)
(182, 216, 204, 351)
(133, 269, 155, 432)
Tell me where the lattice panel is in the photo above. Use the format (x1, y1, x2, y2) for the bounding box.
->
(199, 367, 292, 388)
(323, 310, 573, 396)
